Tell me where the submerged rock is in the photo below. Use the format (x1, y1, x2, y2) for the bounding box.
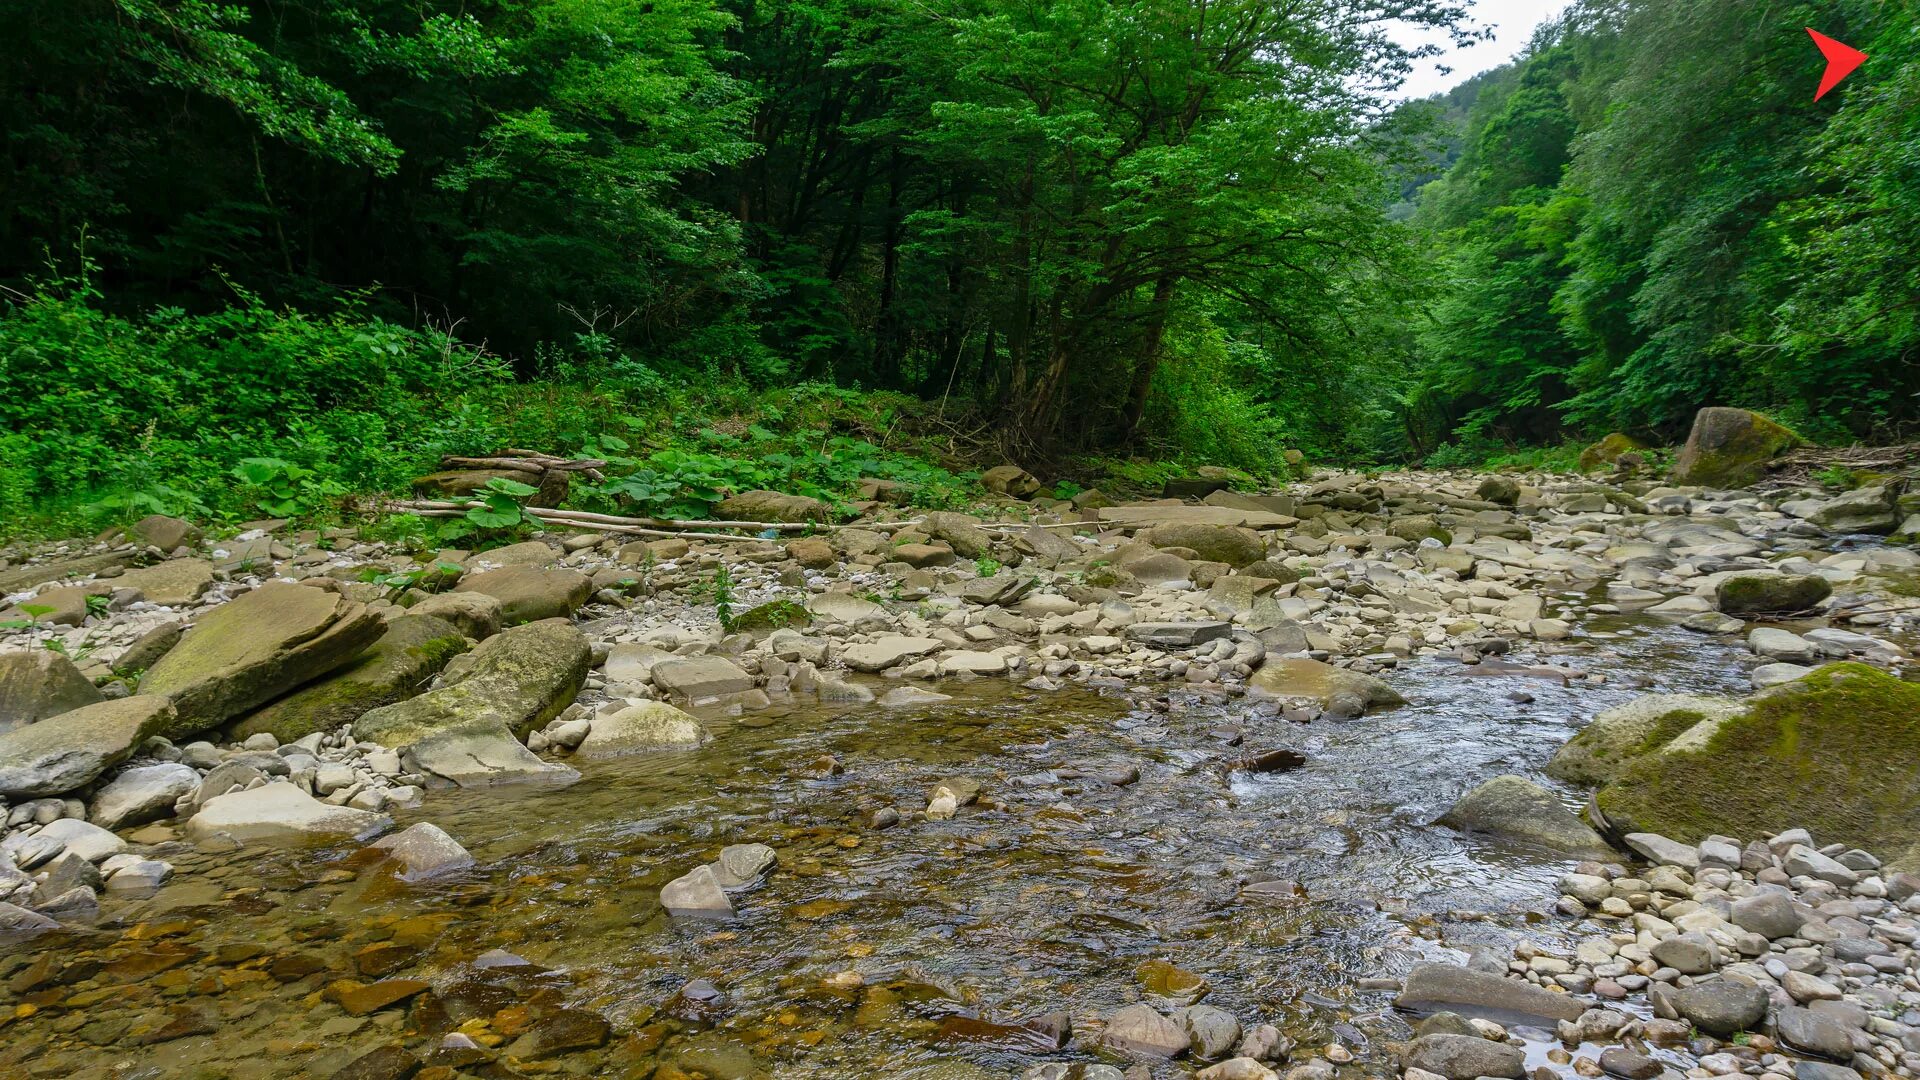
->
(1438, 775, 1614, 858)
(1395, 963, 1587, 1025)
(366, 822, 474, 880)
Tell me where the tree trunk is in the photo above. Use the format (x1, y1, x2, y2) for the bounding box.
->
(1120, 275, 1179, 443)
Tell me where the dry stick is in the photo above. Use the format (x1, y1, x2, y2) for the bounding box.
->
(380, 499, 924, 535)
(402, 509, 778, 544)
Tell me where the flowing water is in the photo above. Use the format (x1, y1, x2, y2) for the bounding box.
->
(0, 620, 1758, 1079)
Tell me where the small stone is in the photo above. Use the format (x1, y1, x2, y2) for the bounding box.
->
(660, 864, 734, 919)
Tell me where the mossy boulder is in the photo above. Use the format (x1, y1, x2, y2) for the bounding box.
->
(1578, 433, 1650, 473)
(227, 614, 472, 743)
(729, 599, 811, 633)
(1669, 407, 1801, 489)
(1594, 664, 1920, 867)
(353, 619, 588, 748)
(139, 582, 385, 739)
(1714, 573, 1832, 616)
(1546, 694, 1743, 787)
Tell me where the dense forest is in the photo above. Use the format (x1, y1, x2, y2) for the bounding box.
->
(2, 0, 1916, 533)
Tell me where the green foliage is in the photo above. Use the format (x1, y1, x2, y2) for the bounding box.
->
(233, 457, 345, 519)
(1408, 0, 1920, 452)
(464, 477, 538, 529)
(973, 557, 1000, 579)
(729, 598, 809, 632)
(709, 565, 737, 632)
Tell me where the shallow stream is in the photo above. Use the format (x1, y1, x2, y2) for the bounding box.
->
(0, 621, 1757, 1079)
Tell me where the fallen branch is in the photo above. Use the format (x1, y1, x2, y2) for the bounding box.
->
(376, 498, 924, 538)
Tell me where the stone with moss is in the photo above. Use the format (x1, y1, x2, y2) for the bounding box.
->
(1439, 775, 1615, 859)
(728, 599, 811, 633)
(227, 614, 472, 743)
(1578, 433, 1650, 473)
(1546, 694, 1742, 787)
(1247, 658, 1404, 713)
(1669, 407, 1801, 489)
(1594, 663, 1920, 867)
(1714, 573, 1832, 616)
(138, 582, 385, 739)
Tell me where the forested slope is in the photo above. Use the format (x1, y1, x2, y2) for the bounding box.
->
(2, 0, 1916, 534)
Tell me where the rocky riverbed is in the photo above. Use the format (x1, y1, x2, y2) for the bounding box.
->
(2, 456, 1919, 1079)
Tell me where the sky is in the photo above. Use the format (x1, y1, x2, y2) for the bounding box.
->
(1393, 0, 1573, 99)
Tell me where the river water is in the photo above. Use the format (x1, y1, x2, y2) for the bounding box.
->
(0, 619, 1758, 1079)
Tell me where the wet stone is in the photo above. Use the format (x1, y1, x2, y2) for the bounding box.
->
(330, 1044, 422, 1080)
(505, 1007, 610, 1060)
(327, 977, 432, 1016)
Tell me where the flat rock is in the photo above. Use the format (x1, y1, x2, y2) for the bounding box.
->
(841, 635, 943, 673)
(187, 782, 391, 845)
(1125, 621, 1233, 647)
(36, 818, 128, 862)
(0, 695, 179, 798)
(660, 864, 734, 919)
(1247, 657, 1404, 712)
(0, 901, 60, 935)
(229, 614, 471, 743)
(1404, 1033, 1524, 1080)
(354, 621, 589, 786)
(140, 582, 384, 738)
(117, 559, 216, 607)
(1100, 1002, 1191, 1058)
(652, 655, 754, 700)
(1396, 963, 1587, 1025)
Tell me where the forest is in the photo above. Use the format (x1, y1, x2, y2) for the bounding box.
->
(2, 0, 1916, 533)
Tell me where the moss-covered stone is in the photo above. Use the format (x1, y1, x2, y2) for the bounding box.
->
(1669, 408, 1801, 489)
(353, 619, 588, 746)
(1714, 573, 1832, 616)
(729, 599, 811, 633)
(227, 614, 471, 743)
(1578, 433, 1651, 473)
(1546, 693, 1742, 787)
(1594, 664, 1920, 867)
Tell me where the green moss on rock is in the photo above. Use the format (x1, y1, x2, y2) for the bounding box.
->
(1546, 694, 1741, 787)
(1595, 663, 1920, 867)
(730, 599, 811, 633)
(1578, 433, 1650, 473)
(1669, 408, 1801, 489)
(1715, 574, 1832, 616)
(228, 614, 471, 743)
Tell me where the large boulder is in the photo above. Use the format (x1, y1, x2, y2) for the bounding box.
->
(1669, 407, 1800, 488)
(453, 567, 591, 626)
(405, 591, 503, 640)
(227, 614, 472, 743)
(651, 656, 754, 700)
(714, 490, 830, 523)
(0, 696, 177, 798)
(138, 582, 384, 738)
(0, 650, 105, 733)
(1595, 664, 1920, 867)
(1715, 573, 1832, 616)
(352, 620, 588, 787)
(1141, 524, 1265, 568)
(186, 781, 391, 844)
(1247, 658, 1404, 714)
(1438, 775, 1614, 858)
(1546, 694, 1743, 787)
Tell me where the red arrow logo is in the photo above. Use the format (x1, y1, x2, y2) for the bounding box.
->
(1807, 28, 1867, 101)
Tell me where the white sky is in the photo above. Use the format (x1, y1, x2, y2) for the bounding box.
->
(1393, 1, 1573, 99)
